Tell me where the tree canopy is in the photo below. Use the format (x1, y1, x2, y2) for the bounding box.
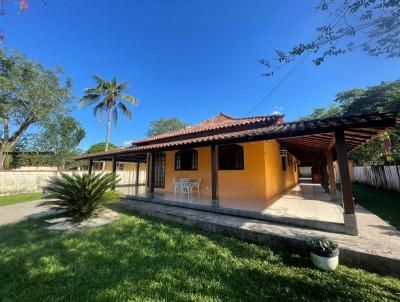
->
(260, 0, 400, 76)
(86, 142, 118, 154)
(34, 115, 85, 169)
(301, 80, 400, 165)
(0, 48, 73, 169)
(147, 118, 189, 137)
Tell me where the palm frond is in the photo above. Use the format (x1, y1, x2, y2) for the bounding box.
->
(92, 75, 107, 86)
(119, 94, 138, 105)
(116, 82, 129, 93)
(93, 102, 107, 126)
(78, 93, 101, 108)
(112, 107, 118, 127)
(118, 102, 132, 119)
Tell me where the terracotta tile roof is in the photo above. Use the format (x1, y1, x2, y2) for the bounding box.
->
(133, 113, 284, 145)
(75, 112, 399, 160)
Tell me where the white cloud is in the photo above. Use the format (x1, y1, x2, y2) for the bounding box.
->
(272, 106, 284, 115)
(123, 140, 133, 147)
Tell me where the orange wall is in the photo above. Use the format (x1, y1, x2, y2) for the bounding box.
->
(218, 141, 267, 199)
(115, 139, 300, 202)
(155, 147, 212, 196)
(155, 140, 298, 201)
(264, 140, 299, 200)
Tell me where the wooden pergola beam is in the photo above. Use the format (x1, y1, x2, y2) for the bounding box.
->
(335, 127, 358, 235)
(211, 144, 218, 206)
(135, 161, 140, 187)
(326, 149, 336, 200)
(88, 159, 93, 175)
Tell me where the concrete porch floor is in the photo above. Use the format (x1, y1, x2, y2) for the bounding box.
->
(264, 181, 344, 224)
(115, 199, 400, 276)
(117, 180, 344, 232)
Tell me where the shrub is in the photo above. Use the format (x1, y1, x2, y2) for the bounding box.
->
(308, 239, 339, 257)
(44, 172, 121, 220)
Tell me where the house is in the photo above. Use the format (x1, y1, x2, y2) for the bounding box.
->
(76, 112, 399, 235)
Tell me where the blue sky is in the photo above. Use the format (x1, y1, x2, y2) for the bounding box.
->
(2, 0, 399, 149)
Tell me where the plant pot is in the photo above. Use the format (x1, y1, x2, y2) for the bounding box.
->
(310, 251, 339, 271)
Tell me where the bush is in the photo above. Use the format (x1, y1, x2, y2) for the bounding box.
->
(44, 173, 121, 220)
(308, 239, 339, 257)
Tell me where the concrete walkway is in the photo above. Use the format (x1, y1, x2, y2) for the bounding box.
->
(116, 199, 400, 276)
(264, 182, 344, 223)
(0, 200, 58, 226)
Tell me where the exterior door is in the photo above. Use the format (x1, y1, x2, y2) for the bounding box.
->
(154, 152, 166, 188)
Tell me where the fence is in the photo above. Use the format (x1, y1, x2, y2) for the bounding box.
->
(0, 170, 147, 195)
(353, 165, 400, 192)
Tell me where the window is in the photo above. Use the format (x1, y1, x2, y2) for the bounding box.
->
(154, 152, 166, 188)
(218, 144, 244, 170)
(93, 162, 103, 171)
(117, 163, 125, 171)
(175, 149, 198, 170)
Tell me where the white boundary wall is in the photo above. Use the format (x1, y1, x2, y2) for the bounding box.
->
(353, 165, 400, 192)
(0, 170, 147, 195)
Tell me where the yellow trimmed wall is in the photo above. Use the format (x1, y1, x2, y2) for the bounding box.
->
(264, 140, 298, 200)
(218, 141, 267, 199)
(154, 140, 299, 201)
(155, 147, 212, 196)
(104, 162, 146, 174)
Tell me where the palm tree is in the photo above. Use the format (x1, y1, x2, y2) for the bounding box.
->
(79, 76, 138, 151)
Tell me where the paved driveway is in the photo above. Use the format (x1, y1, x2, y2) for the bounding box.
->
(0, 200, 57, 226)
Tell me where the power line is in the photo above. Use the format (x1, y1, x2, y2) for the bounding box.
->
(245, 52, 311, 115)
(246, 1, 353, 115)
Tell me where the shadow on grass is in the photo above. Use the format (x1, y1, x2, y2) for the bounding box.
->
(0, 213, 399, 302)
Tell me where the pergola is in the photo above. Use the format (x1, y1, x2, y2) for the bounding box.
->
(76, 112, 399, 235)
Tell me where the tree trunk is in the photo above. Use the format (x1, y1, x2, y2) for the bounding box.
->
(3, 118, 9, 140)
(0, 116, 35, 170)
(0, 151, 5, 170)
(0, 118, 9, 169)
(105, 107, 112, 151)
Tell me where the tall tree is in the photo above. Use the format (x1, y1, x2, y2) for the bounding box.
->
(34, 115, 85, 170)
(79, 76, 138, 152)
(301, 80, 400, 165)
(147, 118, 189, 136)
(260, 0, 400, 76)
(0, 48, 73, 169)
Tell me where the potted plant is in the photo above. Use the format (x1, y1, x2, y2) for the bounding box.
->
(308, 239, 339, 271)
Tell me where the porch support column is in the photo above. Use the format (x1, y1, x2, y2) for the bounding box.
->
(88, 159, 93, 175)
(111, 155, 117, 190)
(211, 144, 219, 207)
(149, 152, 155, 198)
(326, 149, 337, 201)
(335, 128, 358, 236)
(135, 161, 140, 187)
(323, 161, 329, 193)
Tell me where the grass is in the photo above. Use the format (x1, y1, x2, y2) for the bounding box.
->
(0, 213, 399, 302)
(0, 192, 43, 207)
(352, 182, 400, 230)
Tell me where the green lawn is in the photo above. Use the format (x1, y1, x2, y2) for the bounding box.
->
(352, 183, 400, 230)
(0, 192, 43, 207)
(0, 214, 399, 302)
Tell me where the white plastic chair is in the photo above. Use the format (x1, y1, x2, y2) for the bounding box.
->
(190, 178, 201, 195)
(173, 178, 181, 194)
(179, 179, 192, 195)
